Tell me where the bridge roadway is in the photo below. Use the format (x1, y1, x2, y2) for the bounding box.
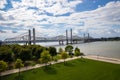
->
(3, 39, 83, 44)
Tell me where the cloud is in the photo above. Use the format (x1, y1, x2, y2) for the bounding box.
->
(0, 30, 6, 33)
(0, 0, 120, 40)
(68, 1, 120, 37)
(0, 13, 5, 20)
(0, 0, 7, 9)
(11, 0, 82, 16)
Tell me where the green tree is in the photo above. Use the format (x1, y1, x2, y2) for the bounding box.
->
(34, 47, 44, 60)
(27, 45, 40, 56)
(61, 51, 68, 65)
(0, 60, 8, 80)
(11, 45, 22, 60)
(0, 47, 14, 62)
(49, 47, 57, 60)
(40, 50, 51, 67)
(74, 47, 80, 57)
(19, 48, 32, 62)
(15, 59, 24, 80)
(65, 45, 73, 57)
(58, 47, 63, 54)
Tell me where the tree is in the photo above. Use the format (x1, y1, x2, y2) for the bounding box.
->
(19, 48, 32, 62)
(28, 45, 41, 56)
(34, 47, 44, 60)
(40, 50, 51, 67)
(11, 45, 22, 60)
(0, 60, 8, 80)
(0, 47, 14, 63)
(65, 45, 73, 57)
(15, 59, 24, 80)
(61, 51, 68, 65)
(58, 47, 63, 54)
(49, 47, 57, 60)
(74, 47, 80, 57)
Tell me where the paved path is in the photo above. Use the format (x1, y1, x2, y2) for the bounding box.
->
(1, 56, 120, 76)
(84, 55, 120, 64)
(1, 57, 79, 76)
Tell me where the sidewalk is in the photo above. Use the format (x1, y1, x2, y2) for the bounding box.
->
(1, 57, 79, 76)
(84, 55, 120, 64)
(1, 56, 120, 76)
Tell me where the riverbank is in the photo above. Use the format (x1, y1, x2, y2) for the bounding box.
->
(1, 55, 120, 76)
(2, 57, 120, 80)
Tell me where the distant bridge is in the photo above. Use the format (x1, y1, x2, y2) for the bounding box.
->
(3, 28, 92, 45)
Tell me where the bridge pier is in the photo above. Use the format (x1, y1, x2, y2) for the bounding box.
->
(87, 33, 90, 42)
(25, 42, 28, 45)
(83, 33, 90, 43)
(83, 33, 86, 43)
(73, 40, 78, 44)
(59, 40, 64, 45)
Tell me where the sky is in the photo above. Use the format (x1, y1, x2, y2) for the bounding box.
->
(0, 0, 120, 40)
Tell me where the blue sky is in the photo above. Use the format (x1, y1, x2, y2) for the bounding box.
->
(0, 0, 120, 40)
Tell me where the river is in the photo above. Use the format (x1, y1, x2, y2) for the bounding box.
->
(37, 41, 120, 59)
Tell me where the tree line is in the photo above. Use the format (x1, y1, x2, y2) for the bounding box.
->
(0, 44, 84, 80)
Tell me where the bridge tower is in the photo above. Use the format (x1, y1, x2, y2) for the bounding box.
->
(66, 30, 68, 45)
(33, 28, 36, 45)
(88, 33, 90, 42)
(70, 28, 73, 44)
(83, 33, 85, 42)
(28, 29, 31, 45)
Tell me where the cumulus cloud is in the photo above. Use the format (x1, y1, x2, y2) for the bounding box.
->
(12, 0, 82, 16)
(0, 0, 120, 40)
(0, 14, 5, 20)
(0, 30, 6, 33)
(0, 0, 7, 9)
(68, 1, 120, 37)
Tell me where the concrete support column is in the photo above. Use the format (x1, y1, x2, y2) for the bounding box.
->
(33, 28, 36, 45)
(59, 40, 60, 45)
(59, 40, 64, 45)
(66, 30, 68, 45)
(62, 40, 64, 45)
(88, 33, 89, 42)
(76, 40, 77, 44)
(70, 29, 73, 44)
(28, 29, 31, 45)
(83, 34, 85, 43)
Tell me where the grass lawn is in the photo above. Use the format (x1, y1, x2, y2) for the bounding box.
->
(2, 58, 120, 80)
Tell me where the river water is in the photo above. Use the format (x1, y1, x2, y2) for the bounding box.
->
(37, 41, 120, 59)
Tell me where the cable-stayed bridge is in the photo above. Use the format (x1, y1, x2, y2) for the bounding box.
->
(3, 28, 91, 45)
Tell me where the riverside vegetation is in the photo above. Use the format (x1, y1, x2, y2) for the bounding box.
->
(0, 44, 83, 80)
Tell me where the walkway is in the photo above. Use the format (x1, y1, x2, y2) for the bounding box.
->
(1, 57, 79, 76)
(84, 55, 120, 64)
(1, 56, 120, 76)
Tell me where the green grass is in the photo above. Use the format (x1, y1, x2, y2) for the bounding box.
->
(2, 58, 120, 80)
